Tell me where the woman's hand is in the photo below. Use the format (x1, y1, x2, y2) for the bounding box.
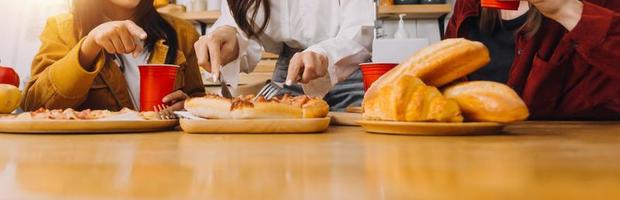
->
(528, 0, 584, 30)
(286, 51, 329, 85)
(162, 90, 190, 111)
(80, 20, 147, 69)
(194, 26, 240, 82)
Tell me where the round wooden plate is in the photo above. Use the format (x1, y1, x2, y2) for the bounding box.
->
(180, 117, 331, 134)
(0, 120, 179, 133)
(358, 120, 505, 136)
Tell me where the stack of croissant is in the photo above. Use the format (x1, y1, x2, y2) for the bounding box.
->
(363, 38, 529, 123)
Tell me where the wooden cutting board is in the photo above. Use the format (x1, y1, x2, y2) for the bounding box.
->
(359, 120, 505, 136)
(180, 118, 330, 134)
(329, 112, 362, 126)
(0, 120, 178, 133)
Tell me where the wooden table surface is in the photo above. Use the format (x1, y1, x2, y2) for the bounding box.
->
(0, 122, 619, 200)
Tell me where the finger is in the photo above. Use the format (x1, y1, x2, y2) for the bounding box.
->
(222, 40, 238, 65)
(286, 53, 304, 85)
(110, 37, 126, 54)
(109, 31, 126, 54)
(301, 54, 317, 84)
(133, 41, 144, 57)
(314, 53, 328, 77)
(194, 38, 211, 71)
(100, 39, 116, 54)
(124, 20, 147, 40)
(162, 90, 187, 103)
(167, 101, 185, 112)
(117, 26, 136, 53)
(207, 37, 223, 82)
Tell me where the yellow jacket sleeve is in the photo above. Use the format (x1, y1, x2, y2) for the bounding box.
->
(21, 16, 106, 111)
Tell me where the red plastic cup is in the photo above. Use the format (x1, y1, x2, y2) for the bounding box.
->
(360, 63, 398, 91)
(481, 0, 520, 10)
(139, 64, 179, 112)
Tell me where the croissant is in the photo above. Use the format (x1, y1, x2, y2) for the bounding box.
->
(363, 75, 463, 122)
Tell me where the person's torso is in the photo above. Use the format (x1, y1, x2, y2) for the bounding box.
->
(52, 14, 197, 111)
(466, 13, 527, 83)
(252, 0, 373, 53)
(448, 0, 620, 119)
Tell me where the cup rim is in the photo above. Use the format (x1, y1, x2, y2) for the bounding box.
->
(481, 0, 520, 7)
(360, 62, 399, 66)
(138, 64, 180, 68)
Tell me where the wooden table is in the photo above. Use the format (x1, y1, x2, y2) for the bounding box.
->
(0, 122, 618, 199)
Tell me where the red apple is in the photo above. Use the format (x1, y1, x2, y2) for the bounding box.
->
(0, 65, 19, 87)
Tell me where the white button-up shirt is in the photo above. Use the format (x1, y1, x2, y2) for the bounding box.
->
(211, 0, 374, 97)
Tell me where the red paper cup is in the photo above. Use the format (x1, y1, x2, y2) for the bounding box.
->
(360, 63, 398, 91)
(139, 64, 179, 112)
(481, 0, 520, 10)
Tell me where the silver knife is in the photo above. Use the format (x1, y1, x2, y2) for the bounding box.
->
(218, 70, 233, 98)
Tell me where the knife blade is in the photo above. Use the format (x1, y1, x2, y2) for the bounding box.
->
(219, 71, 233, 98)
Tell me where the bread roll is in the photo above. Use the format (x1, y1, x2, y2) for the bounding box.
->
(185, 94, 233, 119)
(443, 81, 529, 123)
(231, 99, 302, 119)
(371, 38, 490, 89)
(186, 94, 329, 119)
(363, 75, 463, 122)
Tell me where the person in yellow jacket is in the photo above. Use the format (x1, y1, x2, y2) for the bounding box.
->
(22, 0, 204, 112)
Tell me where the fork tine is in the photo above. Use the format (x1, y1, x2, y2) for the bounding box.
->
(164, 105, 177, 119)
(253, 80, 285, 101)
(267, 87, 280, 99)
(264, 85, 275, 95)
(153, 105, 162, 120)
(257, 84, 270, 97)
(161, 105, 170, 120)
(160, 104, 169, 120)
(254, 84, 272, 101)
(266, 86, 281, 99)
(156, 105, 164, 120)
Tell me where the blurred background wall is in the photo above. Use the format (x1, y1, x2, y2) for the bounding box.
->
(0, 0, 69, 88)
(0, 0, 456, 89)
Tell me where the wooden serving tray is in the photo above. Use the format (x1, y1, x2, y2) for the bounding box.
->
(180, 118, 331, 134)
(329, 112, 362, 126)
(359, 120, 505, 136)
(0, 120, 178, 133)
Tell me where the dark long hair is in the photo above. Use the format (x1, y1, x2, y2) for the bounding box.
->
(227, 0, 271, 38)
(479, 7, 542, 38)
(73, 0, 178, 64)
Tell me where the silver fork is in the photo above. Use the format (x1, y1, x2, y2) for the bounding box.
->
(253, 80, 284, 101)
(153, 104, 177, 120)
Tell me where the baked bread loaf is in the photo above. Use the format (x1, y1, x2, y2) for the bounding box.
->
(374, 38, 490, 88)
(363, 75, 463, 122)
(184, 94, 233, 119)
(443, 81, 529, 123)
(185, 94, 330, 119)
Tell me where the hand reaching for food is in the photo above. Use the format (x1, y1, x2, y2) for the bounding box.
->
(80, 20, 147, 69)
(194, 26, 240, 81)
(285, 51, 329, 85)
(162, 90, 190, 112)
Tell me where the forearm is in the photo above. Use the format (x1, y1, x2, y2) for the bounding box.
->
(23, 38, 106, 110)
(79, 35, 103, 70)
